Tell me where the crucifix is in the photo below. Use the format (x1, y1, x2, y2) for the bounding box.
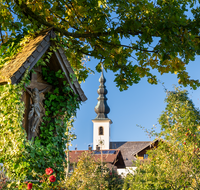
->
(23, 66, 52, 141)
(25, 86, 49, 135)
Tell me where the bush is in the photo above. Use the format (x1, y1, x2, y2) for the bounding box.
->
(64, 151, 123, 189)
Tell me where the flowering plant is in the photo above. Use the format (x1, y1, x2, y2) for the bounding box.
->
(22, 167, 58, 189)
(49, 175, 56, 183)
(27, 183, 32, 189)
(45, 168, 53, 175)
(39, 167, 57, 189)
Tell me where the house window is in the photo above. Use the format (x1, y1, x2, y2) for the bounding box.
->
(99, 126, 104, 135)
(144, 154, 148, 159)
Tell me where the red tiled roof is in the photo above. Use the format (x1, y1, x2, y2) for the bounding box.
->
(68, 149, 120, 164)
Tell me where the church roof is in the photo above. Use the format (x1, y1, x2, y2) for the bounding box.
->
(0, 28, 87, 102)
(94, 71, 110, 119)
(110, 141, 151, 167)
(68, 149, 125, 168)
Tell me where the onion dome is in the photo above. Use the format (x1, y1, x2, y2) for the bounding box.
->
(94, 71, 110, 119)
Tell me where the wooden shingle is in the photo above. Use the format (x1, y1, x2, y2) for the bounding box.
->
(0, 28, 87, 102)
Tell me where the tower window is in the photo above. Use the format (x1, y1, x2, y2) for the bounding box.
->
(99, 126, 104, 135)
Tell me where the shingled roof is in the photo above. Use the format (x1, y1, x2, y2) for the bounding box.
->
(0, 28, 87, 102)
(110, 141, 151, 167)
(132, 139, 160, 156)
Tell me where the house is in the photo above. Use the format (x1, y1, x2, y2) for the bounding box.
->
(68, 70, 159, 176)
(110, 140, 159, 176)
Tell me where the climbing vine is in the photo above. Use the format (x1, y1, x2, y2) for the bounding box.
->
(22, 67, 80, 189)
(0, 41, 81, 189)
(0, 70, 30, 189)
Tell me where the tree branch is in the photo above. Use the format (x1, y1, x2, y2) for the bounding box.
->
(53, 12, 79, 31)
(0, 24, 4, 44)
(14, 0, 143, 39)
(67, 0, 83, 24)
(14, 0, 41, 29)
(96, 37, 158, 53)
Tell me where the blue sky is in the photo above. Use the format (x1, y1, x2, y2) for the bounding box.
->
(69, 3, 200, 151)
(69, 56, 200, 150)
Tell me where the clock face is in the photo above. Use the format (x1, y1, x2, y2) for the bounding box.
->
(98, 139, 105, 146)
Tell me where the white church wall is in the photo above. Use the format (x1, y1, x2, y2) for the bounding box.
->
(92, 119, 111, 150)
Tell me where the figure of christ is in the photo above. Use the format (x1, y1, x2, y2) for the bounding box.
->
(25, 86, 50, 134)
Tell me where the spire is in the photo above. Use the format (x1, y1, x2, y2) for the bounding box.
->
(94, 68, 110, 119)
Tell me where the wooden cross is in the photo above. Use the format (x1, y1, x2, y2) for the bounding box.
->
(28, 66, 52, 91)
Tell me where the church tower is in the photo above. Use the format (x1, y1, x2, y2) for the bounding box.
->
(92, 70, 112, 150)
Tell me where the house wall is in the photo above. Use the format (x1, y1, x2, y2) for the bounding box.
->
(117, 167, 137, 177)
(137, 141, 159, 160)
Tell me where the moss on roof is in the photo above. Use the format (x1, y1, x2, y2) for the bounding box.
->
(0, 29, 51, 83)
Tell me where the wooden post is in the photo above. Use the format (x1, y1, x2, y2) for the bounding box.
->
(66, 145, 69, 178)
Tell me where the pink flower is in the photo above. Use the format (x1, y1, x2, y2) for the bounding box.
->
(49, 175, 56, 182)
(45, 168, 53, 175)
(27, 183, 32, 189)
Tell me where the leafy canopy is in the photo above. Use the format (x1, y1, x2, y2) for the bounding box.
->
(1, 0, 200, 90)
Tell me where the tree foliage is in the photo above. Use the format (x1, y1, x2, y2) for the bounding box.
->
(123, 88, 200, 190)
(1, 0, 200, 90)
(64, 151, 123, 190)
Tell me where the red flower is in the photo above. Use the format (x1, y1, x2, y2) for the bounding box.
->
(49, 175, 56, 182)
(27, 183, 32, 189)
(109, 172, 112, 175)
(45, 168, 53, 175)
